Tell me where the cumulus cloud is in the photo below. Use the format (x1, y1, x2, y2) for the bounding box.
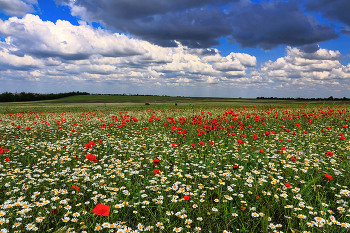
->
(261, 46, 349, 88)
(0, 15, 148, 60)
(0, 14, 258, 90)
(0, 13, 348, 97)
(55, 0, 337, 49)
(0, 0, 36, 16)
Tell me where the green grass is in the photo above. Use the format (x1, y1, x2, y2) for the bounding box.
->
(0, 103, 350, 232)
(1, 94, 348, 114)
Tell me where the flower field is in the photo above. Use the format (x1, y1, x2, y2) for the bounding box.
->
(0, 103, 350, 233)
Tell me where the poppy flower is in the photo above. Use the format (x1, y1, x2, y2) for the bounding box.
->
(85, 143, 92, 149)
(91, 204, 110, 216)
(256, 196, 259, 199)
(260, 150, 264, 153)
(199, 141, 204, 146)
(72, 185, 79, 191)
(284, 183, 292, 188)
(172, 143, 178, 148)
(191, 143, 196, 148)
(153, 158, 160, 165)
(237, 139, 244, 145)
(153, 169, 160, 175)
(252, 134, 258, 139)
(98, 140, 103, 143)
(184, 195, 190, 201)
(86, 154, 97, 163)
(52, 209, 58, 214)
(339, 136, 345, 140)
(5, 158, 10, 162)
(325, 151, 333, 157)
(265, 131, 270, 136)
(232, 165, 239, 170)
(241, 206, 246, 210)
(325, 174, 333, 180)
(290, 156, 296, 163)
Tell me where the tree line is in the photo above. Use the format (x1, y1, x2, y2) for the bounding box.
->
(0, 91, 89, 102)
(256, 96, 348, 101)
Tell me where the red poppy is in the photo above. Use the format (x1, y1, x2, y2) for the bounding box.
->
(0, 148, 3, 154)
(191, 143, 196, 147)
(290, 156, 296, 163)
(98, 140, 103, 143)
(265, 131, 270, 136)
(325, 151, 333, 157)
(153, 158, 160, 165)
(184, 195, 190, 201)
(85, 143, 92, 149)
(252, 134, 258, 139)
(91, 204, 110, 216)
(51, 209, 58, 214)
(260, 150, 264, 153)
(153, 169, 160, 175)
(256, 196, 259, 199)
(172, 143, 178, 148)
(5, 158, 10, 162)
(284, 183, 291, 188)
(210, 141, 214, 146)
(232, 165, 239, 170)
(237, 139, 244, 145)
(86, 154, 97, 163)
(72, 185, 79, 191)
(199, 141, 204, 146)
(325, 174, 333, 180)
(339, 136, 345, 140)
(241, 206, 246, 210)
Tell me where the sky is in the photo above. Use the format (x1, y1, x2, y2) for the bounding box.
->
(0, 0, 349, 98)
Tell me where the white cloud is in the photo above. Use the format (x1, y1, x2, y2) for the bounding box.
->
(1, 14, 348, 97)
(0, 46, 43, 69)
(0, 0, 35, 16)
(261, 46, 347, 86)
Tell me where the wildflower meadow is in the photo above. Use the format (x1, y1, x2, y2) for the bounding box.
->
(0, 103, 350, 233)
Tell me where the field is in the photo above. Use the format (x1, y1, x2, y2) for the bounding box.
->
(0, 97, 350, 232)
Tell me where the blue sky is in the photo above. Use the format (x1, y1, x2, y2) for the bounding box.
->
(0, 0, 349, 98)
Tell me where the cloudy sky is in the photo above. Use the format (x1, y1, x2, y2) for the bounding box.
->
(0, 0, 349, 98)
